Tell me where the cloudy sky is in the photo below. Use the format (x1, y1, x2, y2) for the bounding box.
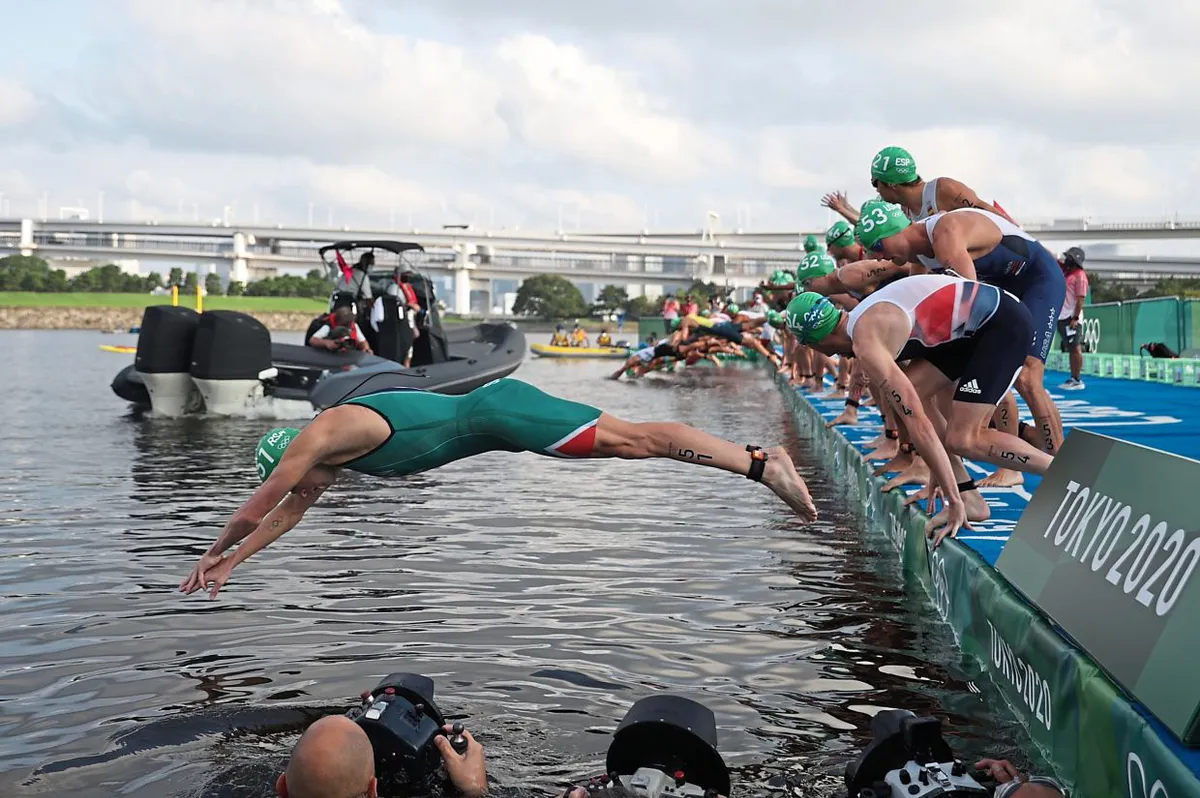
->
(1, 0, 1197, 232)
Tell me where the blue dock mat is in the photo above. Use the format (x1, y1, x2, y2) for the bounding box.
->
(803, 369, 1199, 566)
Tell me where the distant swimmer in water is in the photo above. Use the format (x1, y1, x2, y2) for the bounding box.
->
(181, 379, 818, 598)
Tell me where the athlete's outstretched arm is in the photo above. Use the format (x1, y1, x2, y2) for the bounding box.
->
(936, 178, 1011, 221)
(854, 334, 966, 540)
(180, 422, 341, 598)
(591, 414, 817, 520)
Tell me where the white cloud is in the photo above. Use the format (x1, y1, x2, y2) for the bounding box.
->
(0, 78, 37, 129)
(497, 34, 732, 181)
(0, 0, 1198, 233)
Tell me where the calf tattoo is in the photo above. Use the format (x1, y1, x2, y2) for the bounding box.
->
(670, 443, 713, 462)
(880, 380, 914, 417)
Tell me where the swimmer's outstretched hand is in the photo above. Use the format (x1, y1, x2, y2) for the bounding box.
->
(180, 552, 236, 598)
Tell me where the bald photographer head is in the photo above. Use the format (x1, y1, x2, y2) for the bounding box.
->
(276, 716, 377, 798)
(275, 716, 486, 798)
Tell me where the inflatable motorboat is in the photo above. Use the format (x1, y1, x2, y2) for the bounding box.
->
(110, 241, 526, 415)
(530, 343, 632, 359)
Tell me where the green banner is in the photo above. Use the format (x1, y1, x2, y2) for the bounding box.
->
(773, 373, 1200, 796)
(997, 430, 1200, 743)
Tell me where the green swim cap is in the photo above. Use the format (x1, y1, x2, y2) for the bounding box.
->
(256, 427, 300, 481)
(766, 309, 784, 325)
(870, 146, 918, 185)
(770, 270, 793, 286)
(826, 220, 855, 249)
(796, 252, 836, 283)
(855, 199, 910, 252)
(785, 292, 842, 344)
(700, 308, 711, 317)
(727, 303, 740, 314)
(804, 234, 820, 253)
(670, 317, 682, 330)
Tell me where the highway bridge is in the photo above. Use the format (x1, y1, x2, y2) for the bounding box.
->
(1, 216, 1197, 314)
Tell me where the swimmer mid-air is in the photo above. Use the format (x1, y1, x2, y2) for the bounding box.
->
(181, 379, 817, 598)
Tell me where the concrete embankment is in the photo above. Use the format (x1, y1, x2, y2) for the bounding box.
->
(0, 306, 317, 331)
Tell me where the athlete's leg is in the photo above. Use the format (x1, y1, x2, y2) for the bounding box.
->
(901, 364, 990, 523)
(468, 379, 818, 519)
(1014, 274, 1066, 452)
(1014, 357, 1061, 453)
(592, 414, 816, 519)
(978, 392, 1025, 487)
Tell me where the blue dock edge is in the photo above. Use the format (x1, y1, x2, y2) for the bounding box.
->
(773, 367, 1200, 797)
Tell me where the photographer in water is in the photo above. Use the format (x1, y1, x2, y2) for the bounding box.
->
(277, 673, 486, 798)
(276, 716, 486, 798)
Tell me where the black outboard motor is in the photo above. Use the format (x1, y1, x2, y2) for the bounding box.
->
(189, 310, 276, 415)
(601, 695, 731, 798)
(134, 305, 203, 416)
(845, 710, 988, 797)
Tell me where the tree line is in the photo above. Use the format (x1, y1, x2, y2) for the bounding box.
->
(0, 255, 331, 297)
(511, 274, 733, 321)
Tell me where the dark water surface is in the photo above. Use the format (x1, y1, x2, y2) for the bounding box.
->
(0, 331, 1040, 797)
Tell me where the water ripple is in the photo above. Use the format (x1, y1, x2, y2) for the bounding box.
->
(0, 332, 1040, 797)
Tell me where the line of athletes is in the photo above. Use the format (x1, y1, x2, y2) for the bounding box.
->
(618, 145, 1084, 543)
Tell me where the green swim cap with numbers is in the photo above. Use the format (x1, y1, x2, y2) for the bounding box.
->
(826, 220, 855, 249)
(796, 252, 836, 283)
(256, 427, 300, 481)
(785, 292, 842, 344)
(870, 146, 918, 185)
(804, 234, 820, 253)
(855, 199, 910, 252)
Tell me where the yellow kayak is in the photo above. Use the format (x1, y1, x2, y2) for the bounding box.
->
(531, 343, 630, 359)
(99, 344, 137, 354)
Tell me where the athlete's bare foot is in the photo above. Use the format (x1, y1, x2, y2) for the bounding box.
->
(866, 438, 900, 461)
(761, 447, 818, 521)
(826, 408, 859, 428)
(777, 362, 791, 374)
(824, 386, 849, 399)
(873, 450, 913, 477)
(882, 457, 929, 492)
(867, 431, 889, 449)
(910, 485, 990, 523)
(978, 468, 1024, 488)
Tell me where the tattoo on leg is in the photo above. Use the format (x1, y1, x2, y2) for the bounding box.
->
(669, 443, 713, 462)
(988, 445, 1031, 465)
(879, 380, 914, 417)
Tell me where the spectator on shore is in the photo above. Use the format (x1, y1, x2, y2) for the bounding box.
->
(1057, 246, 1089, 391)
(661, 294, 680, 320)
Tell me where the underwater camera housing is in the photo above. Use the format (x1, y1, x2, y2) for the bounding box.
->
(346, 673, 447, 780)
(599, 695, 731, 798)
(845, 710, 988, 797)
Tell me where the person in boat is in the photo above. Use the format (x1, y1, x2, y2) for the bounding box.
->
(179, 379, 819, 598)
(596, 328, 614, 347)
(550, 324, 571, 347)
(308, 306, 372, 354)
(330, 252, 375, 312)
(570, 322, 590, 348)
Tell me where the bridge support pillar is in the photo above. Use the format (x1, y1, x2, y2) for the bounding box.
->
(453, 268, 471, 314)
(452, 243, 475, 315)
(19, 219, 33, 256)
(230, 232, 249, 285)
